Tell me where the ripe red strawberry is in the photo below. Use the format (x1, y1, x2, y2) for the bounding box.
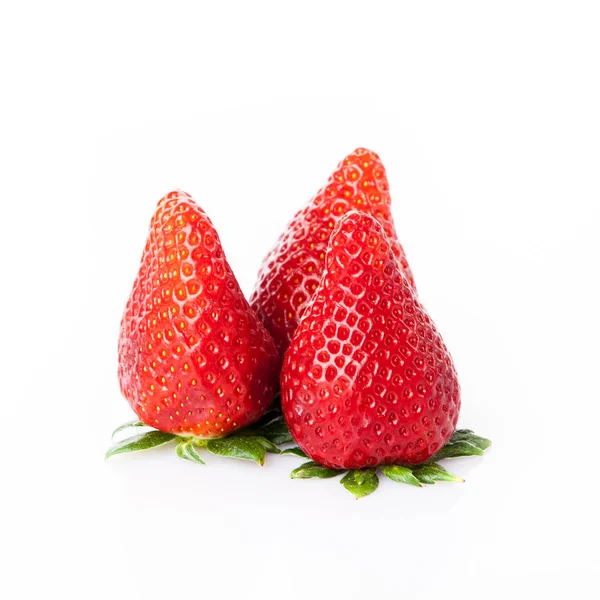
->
(251, 148, 415, 357)
(281, 211, 460, 469)
(118, 190, 280, 438)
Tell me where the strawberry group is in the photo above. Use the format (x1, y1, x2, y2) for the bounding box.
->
(110, 150, 489, 498)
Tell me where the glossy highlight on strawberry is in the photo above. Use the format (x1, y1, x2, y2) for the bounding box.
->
(281, 212, 460, 469)
(251, 148, 415, 357)
(118, 191, 280, 438)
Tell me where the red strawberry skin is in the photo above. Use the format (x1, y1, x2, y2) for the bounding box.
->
(118, 191, 280, 437)
(281, 212, 459, 469)
(250, 148, 415, 357)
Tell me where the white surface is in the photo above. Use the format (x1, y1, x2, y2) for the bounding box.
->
(2, 2, 599, 599)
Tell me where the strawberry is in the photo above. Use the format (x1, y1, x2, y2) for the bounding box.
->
(251, 148, 415, 357)
(118, 190, 280, 438)
(281, 211, 460, 470)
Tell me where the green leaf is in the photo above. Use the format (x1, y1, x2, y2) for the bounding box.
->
(253, 436, 281, 454)
(105, 431, 176, 459)
(381, 464, 422, 487)
(340, 469, 379, 499)
(176, 440, 206, 465)
(206, 436, 269, 465)
(412, 462, 464, 484)
(257, 415, 293, 445)
(282, 447, 309, 458)
(433, 429, 491, 461)
(111, 419, 147, 438)
(290, 461, 341, 479)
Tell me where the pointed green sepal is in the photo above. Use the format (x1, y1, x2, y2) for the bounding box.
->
(111, 419, 147, 438)
(290, 461, 342, 479)
(433, 429, 491, 461)
(282, 447, 309, 458)
(381, 464, 422, 487)
(254, 436, 281, 454)
(176, 440, 206, 465)
(105, 430, 176, 459)
(256, 414, 293, 445)
(412, 462, 464, 484)
(340, 469, 379, 499)
(206, 436, 272, 465)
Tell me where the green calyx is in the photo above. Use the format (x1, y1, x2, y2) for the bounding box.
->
(105, 412, 288, 466)
(283, 429, 491, 499)
(106, 415, 491, 499)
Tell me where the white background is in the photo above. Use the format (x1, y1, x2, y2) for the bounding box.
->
(2, 2, 599, 598)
